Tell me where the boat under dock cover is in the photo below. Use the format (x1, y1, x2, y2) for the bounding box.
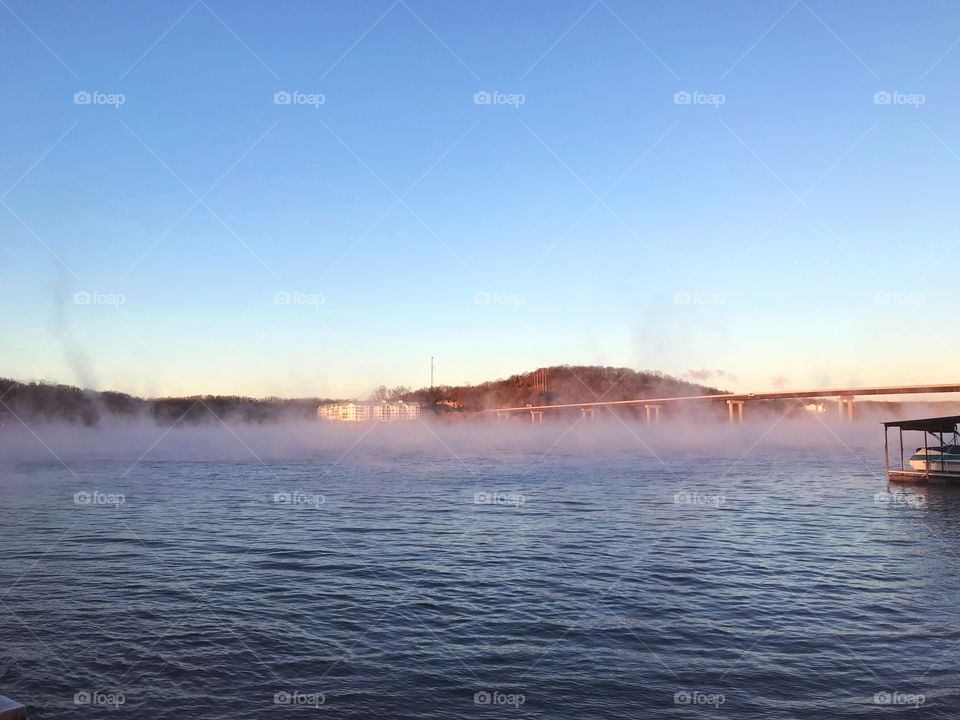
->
(0, 694, 25, 720)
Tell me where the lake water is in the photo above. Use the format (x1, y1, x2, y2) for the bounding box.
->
(0, 419, 957, 718)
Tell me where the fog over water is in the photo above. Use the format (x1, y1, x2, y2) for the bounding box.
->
(0, 407, 920, 464)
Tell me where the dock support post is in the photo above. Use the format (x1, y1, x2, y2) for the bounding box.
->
(884, 426, 890, 476)
(530, 410, 543, 424)
(899, 427, 904, 470)
(645, 405, 661, 424)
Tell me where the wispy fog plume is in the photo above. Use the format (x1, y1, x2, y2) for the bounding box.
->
(51, 268, 96, 389)
(686, 368, 737, 384)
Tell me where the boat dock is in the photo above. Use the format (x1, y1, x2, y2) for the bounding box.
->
(887, 469, 960, 483)
(884, 415, 960, 484)
(0, 694, 25, 720)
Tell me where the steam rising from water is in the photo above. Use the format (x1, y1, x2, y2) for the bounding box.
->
(0, 408, 927, 468)
(51, 267, 97, 389)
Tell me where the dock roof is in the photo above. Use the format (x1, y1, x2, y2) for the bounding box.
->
(883, 415, 960, 432)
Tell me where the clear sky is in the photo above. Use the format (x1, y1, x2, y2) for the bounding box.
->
(1, 0, 959, 398)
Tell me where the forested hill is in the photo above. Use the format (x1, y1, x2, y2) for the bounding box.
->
(406, 366, 724, 412)
(0, 378, 330, 426)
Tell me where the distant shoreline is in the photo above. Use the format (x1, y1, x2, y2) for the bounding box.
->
(2, 369, 958, 427)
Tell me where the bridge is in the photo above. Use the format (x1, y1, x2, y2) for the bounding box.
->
(488, 383, 960, 423)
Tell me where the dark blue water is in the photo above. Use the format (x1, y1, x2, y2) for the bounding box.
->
(1, 422, 959, 718)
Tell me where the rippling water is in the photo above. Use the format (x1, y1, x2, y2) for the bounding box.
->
(1, 421, 959, 718)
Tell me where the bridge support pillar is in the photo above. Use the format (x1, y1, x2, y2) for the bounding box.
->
(530, 410, 544, 424)
(645, 405, 662, 424)
(837, 396, 854, 422)
(727, 400, 744, 424)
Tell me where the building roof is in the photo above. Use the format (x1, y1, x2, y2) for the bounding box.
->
(883, 415, 960, 432)
(319, 400, 419, 407)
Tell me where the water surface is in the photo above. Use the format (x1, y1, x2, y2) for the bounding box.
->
(0, 421, 957, 718)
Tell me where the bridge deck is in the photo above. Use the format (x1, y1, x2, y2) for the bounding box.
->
(489, 384, 960, 414)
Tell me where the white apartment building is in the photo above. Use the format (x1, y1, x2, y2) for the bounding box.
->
(317, 400, 421, 422)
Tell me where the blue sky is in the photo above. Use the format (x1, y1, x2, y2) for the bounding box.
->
(1, 0, 959, 398)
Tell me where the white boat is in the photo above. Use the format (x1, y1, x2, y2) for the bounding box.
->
(909, 444, 960, 473)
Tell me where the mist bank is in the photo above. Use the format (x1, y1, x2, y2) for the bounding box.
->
(0, 404, 956, 467)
